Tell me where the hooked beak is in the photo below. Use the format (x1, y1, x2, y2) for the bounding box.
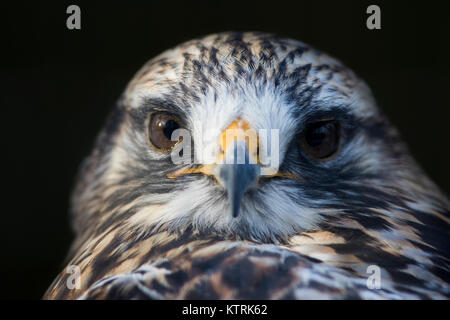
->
(214, 119, 260, 217)
(218, 163, 259, 218)
(216, 141, 260, 218)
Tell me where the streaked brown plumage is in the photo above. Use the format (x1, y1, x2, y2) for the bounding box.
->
(44, 32, 449, 300)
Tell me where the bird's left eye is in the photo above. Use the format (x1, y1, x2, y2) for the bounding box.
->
(148, 112, 183, 152)
(298, 120, 341, 160)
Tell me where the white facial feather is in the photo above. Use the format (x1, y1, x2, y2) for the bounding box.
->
(123, 81, 339, 241)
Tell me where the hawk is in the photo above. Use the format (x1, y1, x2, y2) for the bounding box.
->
(44, 32, 449, 299)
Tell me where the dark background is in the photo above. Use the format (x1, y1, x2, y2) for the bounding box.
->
(0, 0, 448, 299)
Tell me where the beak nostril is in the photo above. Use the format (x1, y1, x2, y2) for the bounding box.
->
(256, 145, 260, 162)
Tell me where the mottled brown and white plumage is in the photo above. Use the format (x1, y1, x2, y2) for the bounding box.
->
(44, 32, 449, 299)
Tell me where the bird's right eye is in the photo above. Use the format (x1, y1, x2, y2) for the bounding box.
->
(148, 112, 183, 152)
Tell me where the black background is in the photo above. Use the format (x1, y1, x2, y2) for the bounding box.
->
(1, 0, 448, 299)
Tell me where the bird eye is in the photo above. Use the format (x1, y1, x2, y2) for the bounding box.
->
(299, 120, 340, 160)
(148, 112, 182, 152)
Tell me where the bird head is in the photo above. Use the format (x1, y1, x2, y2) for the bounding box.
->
(71, 32, 447, 245)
